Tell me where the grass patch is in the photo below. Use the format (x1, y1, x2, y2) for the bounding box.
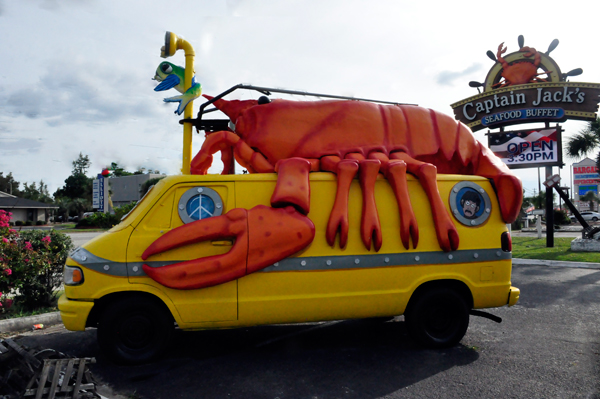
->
(512, 237, 600, 263)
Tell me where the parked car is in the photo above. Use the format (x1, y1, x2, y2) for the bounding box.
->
(82, 212, 95, 219)
(570, 211, 600, 222)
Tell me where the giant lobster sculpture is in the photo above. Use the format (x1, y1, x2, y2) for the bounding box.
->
(142, 92, 523, 290)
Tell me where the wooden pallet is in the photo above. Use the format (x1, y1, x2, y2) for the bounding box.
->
(0, 339, 97, 399)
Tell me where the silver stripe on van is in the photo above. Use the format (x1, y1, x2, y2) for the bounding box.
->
(69, 247, 511, 278)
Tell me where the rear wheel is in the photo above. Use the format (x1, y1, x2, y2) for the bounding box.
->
(97, 297, 173, 364)
(405, 287, 469, 348)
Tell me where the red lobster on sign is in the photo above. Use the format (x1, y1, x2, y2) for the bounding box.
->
(142, 91, 522, 290)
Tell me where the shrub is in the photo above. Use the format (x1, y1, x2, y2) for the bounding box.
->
(15, 221, 23, 226)
(25, 220, 33, 226)
(0, 210, 73, 313)
(554, 209, 571, 225)
(77, 202, 137, 229)
(36, 220, 44, 226)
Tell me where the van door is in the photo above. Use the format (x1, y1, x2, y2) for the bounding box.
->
(127, 181, 238, 323)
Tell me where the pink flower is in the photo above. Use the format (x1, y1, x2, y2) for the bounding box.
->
(42, 236, 51, 245)
(25, 241, 32, 250)
(0, 292, 2, 297)
(2, 237, 8, 243)
(4, 268, 11, 276)
(24, 258, 29, 262)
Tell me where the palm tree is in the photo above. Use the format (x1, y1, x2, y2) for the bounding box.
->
(567, 117, 600, 168)
(580, 191, 599, 211)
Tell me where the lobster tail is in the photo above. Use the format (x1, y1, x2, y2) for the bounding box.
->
(203, 95, 258, 121)
(473, 143, 523, 224)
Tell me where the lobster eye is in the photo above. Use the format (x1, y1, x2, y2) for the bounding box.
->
(160, 63, 173, 74)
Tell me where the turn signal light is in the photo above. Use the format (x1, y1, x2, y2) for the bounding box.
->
(64, 266, 84, 286)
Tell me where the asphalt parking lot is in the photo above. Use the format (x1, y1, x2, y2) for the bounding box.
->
(11, 262, 600, 399)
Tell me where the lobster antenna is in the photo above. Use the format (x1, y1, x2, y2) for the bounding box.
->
(486, 50, 497, 62)
(518, 35, 524, 48)
(546, 39, 559, 55)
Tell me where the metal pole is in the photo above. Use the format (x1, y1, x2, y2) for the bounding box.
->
(546, 166, 554, 247)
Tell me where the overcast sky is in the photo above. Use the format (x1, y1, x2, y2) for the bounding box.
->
(1, 0, 599, 200)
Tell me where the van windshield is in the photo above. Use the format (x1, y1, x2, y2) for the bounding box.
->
(108, 185, 156, 232)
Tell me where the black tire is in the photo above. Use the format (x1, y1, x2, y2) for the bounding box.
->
(592, 217, 598, 222)
(405, 287, 469, 348)
(97, 297, 173, 364)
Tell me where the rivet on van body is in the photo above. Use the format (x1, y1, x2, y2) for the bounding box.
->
(496, 251, 501, 257)
(82, 256, 87, 261)
(471, 220, 476, 225)
(453, 188, 459, 193)
(132, 266, 139, 272)
(415, 256, 420, 261)
(301, 260, 306, 266)
(453, 209, 459, 214)
(103, 265, 110, 271)
(326, 260, 332, 266)
(179, 204, 184, 210)
(273, 262, 279, 267)
(485, 208, 490, 213)
(448, 254, 453, 260)
(354, 258, 360, 264)
(216, 203, 222, 209)
(384, 257, 390, 263)
(479, 188, 485, 193)
(197, 188, 203, 193)
(474, 253, 479, 258)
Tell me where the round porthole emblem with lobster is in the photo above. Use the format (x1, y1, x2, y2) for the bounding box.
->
(178, 187, 223, 224)
(449, 182, 491, 227)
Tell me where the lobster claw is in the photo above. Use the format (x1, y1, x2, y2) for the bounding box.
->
(142, 205, 315, 290)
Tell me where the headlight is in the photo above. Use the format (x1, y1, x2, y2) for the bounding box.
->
(64, 265, 84, 286)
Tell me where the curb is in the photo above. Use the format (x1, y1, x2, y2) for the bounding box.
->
(513, 258, 600, 270)
(0, 311, 62, 334)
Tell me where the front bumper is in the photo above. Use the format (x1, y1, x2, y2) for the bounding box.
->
(508, 286, 520, 306)
(58, 293, 94, 331)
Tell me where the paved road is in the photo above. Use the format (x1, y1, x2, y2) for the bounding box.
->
(14, 263, 600, 399)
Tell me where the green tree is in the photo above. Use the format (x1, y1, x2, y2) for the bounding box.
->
(53, 154, 93, 217)
(22, 180, 53, 203)
(109, 162, 133, 177)
(140, 176, 165, 197)
(566, 117, 600, 168)
(580, 191, 599, 211)
(72, 153, 91, 175)
(0, 172, 21, 196)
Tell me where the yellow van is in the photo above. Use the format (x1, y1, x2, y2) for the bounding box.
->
(58, 171, 519, 364)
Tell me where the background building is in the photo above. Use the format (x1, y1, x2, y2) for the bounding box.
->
(108, 174, 165, 207)
(0, 191, 58, 224)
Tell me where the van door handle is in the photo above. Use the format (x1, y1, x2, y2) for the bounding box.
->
(211, 240, 233, 246)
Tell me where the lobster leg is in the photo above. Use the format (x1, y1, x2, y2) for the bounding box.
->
(359, 159, 383, 252)
(386, 160, 419, 250)
(323, 157, 359, 249)
(368, 153, 419, 250)
(391, 152, 459, 252)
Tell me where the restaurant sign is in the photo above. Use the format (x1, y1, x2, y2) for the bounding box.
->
(488, 126, 562, 169)
(450, 36, 600, 132)
(452, 82, 600, 132)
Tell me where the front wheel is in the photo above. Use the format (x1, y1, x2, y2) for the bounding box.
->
(97, 297, 174, 364)
(592, 217, 598, 222)
(405, 287, 469, 348)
